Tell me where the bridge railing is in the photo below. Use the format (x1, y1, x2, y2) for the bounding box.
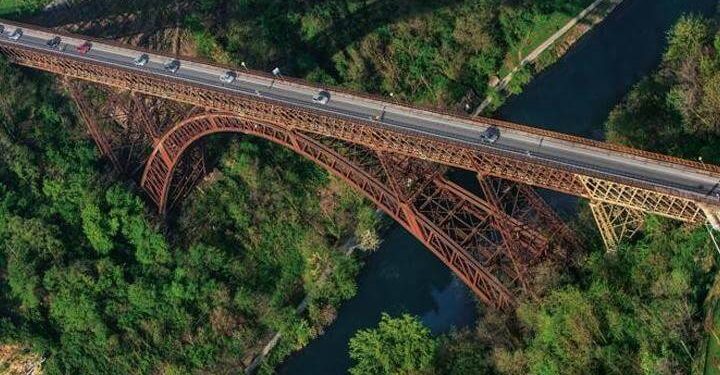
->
(1, 18, 719, 178)
(0, 19, 720, 175)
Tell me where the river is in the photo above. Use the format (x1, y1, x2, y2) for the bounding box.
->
(278, 0, 717, 373)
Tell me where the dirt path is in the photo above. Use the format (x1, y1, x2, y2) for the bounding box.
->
(472, 0, 624, 115)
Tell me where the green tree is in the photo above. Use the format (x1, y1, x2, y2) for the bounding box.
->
(664, 15, 710, 64)
(349, 313, 436, 375)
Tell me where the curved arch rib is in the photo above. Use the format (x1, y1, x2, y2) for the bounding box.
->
(141, 113, 555, 309)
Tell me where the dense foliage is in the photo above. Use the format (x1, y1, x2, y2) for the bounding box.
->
(0, 53, 372, 373)
(350, 217, 717, 375)
(606, 15, 720, 163)
(348, 313, 437, 375)
(352, 218, 715, 374)
(185, 0, 591, 108)
(493, 218, 714, 374)
(0, 0, 47, 15)
(348, 13, 720, 375)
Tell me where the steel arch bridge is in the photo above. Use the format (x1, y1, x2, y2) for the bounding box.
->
(2, 19, 720, 309)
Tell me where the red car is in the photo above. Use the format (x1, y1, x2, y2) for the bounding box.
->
(76, 41, 92, 54)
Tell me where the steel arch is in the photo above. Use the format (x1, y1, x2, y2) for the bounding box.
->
(140, 113, 559, 309)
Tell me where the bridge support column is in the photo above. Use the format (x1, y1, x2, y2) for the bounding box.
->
(64, 79, 121, 170)
(589, 201, 644, 252)
(699, 203, 720, 231)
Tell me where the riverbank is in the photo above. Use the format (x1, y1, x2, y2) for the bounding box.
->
(476, 0, 625, 114)
(244, 211, 387, 374)
(279, 0, 718, 373)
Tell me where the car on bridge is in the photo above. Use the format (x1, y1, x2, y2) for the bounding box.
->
(133, 53, 149, 66)
(8, 28, 22, 41)
(480, 126, 500, 144)
(313, 90, 330, 105)
(76, 41, 92, 55)
(46, 36, 61, 49)
(164, 59, 180, 73)
(220, 71, 236, 83)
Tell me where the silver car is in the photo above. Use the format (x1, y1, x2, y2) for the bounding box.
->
(312, 90, 330, 105)
(480, 126, 500, 144)
(9, 28, 22, 41)
(164, 59, 180, 73)
(133, 53, 149, 66)
(220, 71, 236, 83)
(46, 36, 62, 49)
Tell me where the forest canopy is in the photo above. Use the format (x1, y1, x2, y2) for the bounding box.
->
(0, 52, 374, 373)
(348, 12, 720, 375)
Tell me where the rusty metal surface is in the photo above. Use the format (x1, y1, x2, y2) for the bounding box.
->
(2, 34, 716, 306)
(1, 18, 716, 177)
(1, 43, 715, 225)
(3, 17, 719, 179)
(138, 112, 572, 309)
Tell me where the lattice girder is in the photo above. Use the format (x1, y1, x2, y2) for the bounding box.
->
(477, 174, 581, 255)
(2, 44, 717, 224)
(136, 112, 572, 309)
(589, 201, 645, 252)
(65, 79, 195, 175)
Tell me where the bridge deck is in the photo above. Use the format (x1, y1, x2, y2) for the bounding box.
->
(1, 19, 720, 215)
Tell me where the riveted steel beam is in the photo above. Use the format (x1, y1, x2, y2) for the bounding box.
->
(1, 44, 718, 225)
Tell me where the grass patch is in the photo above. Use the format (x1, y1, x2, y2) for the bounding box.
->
(705, 298, 720, 374)
(0, 0, 49, 17)
(499, 1, 593, 77)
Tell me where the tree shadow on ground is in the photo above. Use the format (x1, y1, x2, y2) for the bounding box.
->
(13, 0, 185, 42)
(218, 0, 468, 79)
(307, 0, 464, 59)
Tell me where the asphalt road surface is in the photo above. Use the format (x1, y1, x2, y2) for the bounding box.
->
(2, 21, 719, 204)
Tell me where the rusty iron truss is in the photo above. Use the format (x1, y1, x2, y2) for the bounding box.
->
(1, 43, 718, 227)
(66, 83, 574, 309)
(137, 112, 574, 309)
(589, 201, 644, 252)
(1, 36, 718, 307)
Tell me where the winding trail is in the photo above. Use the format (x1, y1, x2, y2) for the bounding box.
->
(473, 0, 624, 115)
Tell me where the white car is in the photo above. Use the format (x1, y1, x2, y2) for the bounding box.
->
(164, 59, 180, 73)
(480, 126, 500, 144)
(220, 71, 236, 83)
(133, 54, 149, 66)
(9, 28, 22, 41)
(313, 90, 330, 105)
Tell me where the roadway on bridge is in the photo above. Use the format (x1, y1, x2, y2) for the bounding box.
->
(2, 22, 720, 202)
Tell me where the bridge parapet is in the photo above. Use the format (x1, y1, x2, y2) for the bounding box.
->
(4, 20, 720, 305)
(1, 39, 717, 225)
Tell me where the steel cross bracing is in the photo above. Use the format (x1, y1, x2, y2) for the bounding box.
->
(1, 24, 720, 306)
(1, 40, 719, 228)
(589, 201, 644, 252)
(64, 79, 576, 309)
(133, 110, 572, 309)
(64, 78, 574, 309)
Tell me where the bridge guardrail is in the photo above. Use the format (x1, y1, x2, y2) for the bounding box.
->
(1, 18, 719, 178)
(1, 27, 719, 218)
